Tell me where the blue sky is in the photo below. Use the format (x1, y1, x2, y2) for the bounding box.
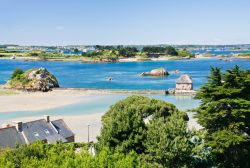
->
(1, 0, 250, 45)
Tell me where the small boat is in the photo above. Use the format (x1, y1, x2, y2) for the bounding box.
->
(10, 55, 16, 59)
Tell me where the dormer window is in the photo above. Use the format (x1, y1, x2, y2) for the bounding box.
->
(44, 129, 50, 135)
(33, 132, 39, 137)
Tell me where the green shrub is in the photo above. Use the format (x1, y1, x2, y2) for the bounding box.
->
(11, 68, 24, 80)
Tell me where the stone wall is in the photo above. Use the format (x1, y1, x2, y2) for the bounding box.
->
(176, 83, 193, 90)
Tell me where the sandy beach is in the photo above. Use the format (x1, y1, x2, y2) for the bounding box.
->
(0, 88, 166, 113)
(0, 89, 86, 113)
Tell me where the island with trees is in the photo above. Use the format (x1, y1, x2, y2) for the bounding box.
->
(0, 45, 194, 62)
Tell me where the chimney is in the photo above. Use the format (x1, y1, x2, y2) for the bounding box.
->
(13, 121, 23, 132)
(1, 124, 11, 128)
(45, 115, 50, 122)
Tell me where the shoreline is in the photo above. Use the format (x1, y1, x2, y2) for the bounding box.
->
(1, 55, 249, 63)
(0, 56, 192, 62)
(0, 86, 196, 97)
(0, 55, 225, 63)
(0, 87, 196, 113)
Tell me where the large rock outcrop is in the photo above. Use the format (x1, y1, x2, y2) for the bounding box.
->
(5, 68, 59, 92)
(141, 68, 169, 76)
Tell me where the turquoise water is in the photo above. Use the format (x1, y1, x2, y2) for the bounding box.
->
(0, 58, 249, 124)
(0, 94, 200, 124)
(0, 58, 249, 90)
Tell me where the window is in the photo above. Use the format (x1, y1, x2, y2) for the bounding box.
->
(44, 129, 50, 135)
(33, 132, 39, 137)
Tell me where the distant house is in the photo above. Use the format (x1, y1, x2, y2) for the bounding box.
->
(176, 74, 193, 90)
(0, 116, 74, 150)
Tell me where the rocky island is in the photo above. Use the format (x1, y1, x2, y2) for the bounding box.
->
(141, 68, 169, 76)
(4, 67, 59, 92)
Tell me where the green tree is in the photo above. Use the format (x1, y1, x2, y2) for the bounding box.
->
(166, 46, 178, 56)
(144, 113, 212, 167)
(0, 141, 145, 168)
(117, 47, 138, 57)
(73, 48, 79, 53)
(11, 68, 24, 79)
(141, 46, 166, 54)
(97, 95, 180, 154)
(195, 66, 250, 167)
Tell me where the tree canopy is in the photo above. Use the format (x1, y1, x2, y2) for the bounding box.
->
(195, 65, 250, 167)
(97, 95, 180, 153)
(97, 95, 209, 167)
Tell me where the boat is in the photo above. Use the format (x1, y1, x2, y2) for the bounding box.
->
(10, 55, 16, 59)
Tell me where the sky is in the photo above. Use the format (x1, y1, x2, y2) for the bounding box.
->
(1, 0, 250, 45)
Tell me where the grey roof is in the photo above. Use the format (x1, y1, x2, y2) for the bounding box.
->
(0, 127, 25, 150)
(22, 119, 67, 144)
(0, 118, 74, 148)
(176, 74, 192, 84)
(51, 119, 75, 139)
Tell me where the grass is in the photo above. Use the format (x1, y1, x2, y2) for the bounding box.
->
(238, 52, 250, 57)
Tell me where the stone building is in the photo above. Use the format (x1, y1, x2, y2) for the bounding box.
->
(176, 74, 193, 90)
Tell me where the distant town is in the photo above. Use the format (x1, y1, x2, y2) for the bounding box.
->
(1, 44, 250, 54)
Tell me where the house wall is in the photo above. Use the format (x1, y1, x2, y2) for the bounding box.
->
(66, 136, 75, 142)
(176, 83, 193, 90)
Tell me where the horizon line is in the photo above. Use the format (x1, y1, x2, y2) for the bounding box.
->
(2, 43, 250, 47)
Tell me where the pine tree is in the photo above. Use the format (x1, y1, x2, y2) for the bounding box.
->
(195, 66, 250, 167)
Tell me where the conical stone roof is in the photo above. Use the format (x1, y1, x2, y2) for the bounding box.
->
(176, 74, 192, 84)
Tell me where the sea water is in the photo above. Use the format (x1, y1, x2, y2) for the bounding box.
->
(0, 58, 250, 90)
(0, 58, 249, 123)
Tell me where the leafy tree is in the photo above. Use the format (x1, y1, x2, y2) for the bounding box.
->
(11, 68, 24, 79)
(166, 46, 178, 56)
(177, 49, 194, 57)
(141, 46, 166, 54)
(117, 46, 138, 57)
(195, 65, 250, 167)
(141, 46, 179, 56)
(144, 115, 211, 167)
(97, 95, 212, 167)
(73, 48, 79, 53)
(0, 141, 145, 168)
(97, 95, 180, 154)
